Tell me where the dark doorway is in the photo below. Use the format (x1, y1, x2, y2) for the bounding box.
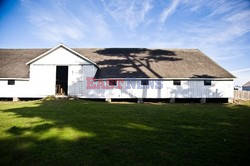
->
(56, 66, 68, 95)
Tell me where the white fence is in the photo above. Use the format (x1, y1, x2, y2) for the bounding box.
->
(234, 90, 250, 100)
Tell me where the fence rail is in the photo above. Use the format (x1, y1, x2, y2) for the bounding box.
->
(234, 90, 250, 100)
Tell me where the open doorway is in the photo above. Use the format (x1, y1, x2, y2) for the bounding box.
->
(56, 66, 68, 95)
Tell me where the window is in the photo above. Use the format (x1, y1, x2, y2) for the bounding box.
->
(8, 80, 15, 85)
(109, 80, 117, 86)
(204, 80, 211, 86)
(141, 80, 149, 85)
(173, 80, 181, 85)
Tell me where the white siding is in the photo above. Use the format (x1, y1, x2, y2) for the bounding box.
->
(0, 78, 234, 99)
(166, 80, 234, 98)
(68, 65, 97, 96)
(79, 80, 234, 99)
(29, 64, 56, 97)
(0, 80, 31, 98)
(68, 65, 83, 95)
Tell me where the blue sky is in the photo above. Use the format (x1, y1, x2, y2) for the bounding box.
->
(0, 0, 249, 85)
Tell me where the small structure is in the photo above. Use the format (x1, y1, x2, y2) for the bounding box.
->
(242, 81, 250, 91)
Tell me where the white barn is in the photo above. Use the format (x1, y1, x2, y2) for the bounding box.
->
(0, 44, 235, 102)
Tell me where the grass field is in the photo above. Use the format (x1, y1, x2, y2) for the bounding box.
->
(0, 99, 250, 165)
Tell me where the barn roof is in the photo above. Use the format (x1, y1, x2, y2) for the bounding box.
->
(243, 81, 250, 87)
(0, 47, 235, 79)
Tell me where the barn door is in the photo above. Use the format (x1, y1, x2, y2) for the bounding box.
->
(56, 66, 68, 95)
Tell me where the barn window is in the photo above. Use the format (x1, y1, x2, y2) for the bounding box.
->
(141, 80, 149, 85)
(109, 80, 117, 86)
(204, 80, 211, 86)
(8, 80, 15, 85)
(173, 80, 181, 85)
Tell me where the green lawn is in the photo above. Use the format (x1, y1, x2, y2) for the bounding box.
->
(0, 99, 250, 166)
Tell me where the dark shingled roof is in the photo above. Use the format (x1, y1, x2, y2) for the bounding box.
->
(0, 48, 235, 79)
(0, 49, 49, 78)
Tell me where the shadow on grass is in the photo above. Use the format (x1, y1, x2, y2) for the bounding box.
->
(0, 100, 250, 165)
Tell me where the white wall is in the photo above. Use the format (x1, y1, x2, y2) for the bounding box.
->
(0, 80, 31, 98)
(29, 65, 56, 97)
(0, 79, 234, 99)
(68, 65, 97, 96)
(79, 80, 234, 99)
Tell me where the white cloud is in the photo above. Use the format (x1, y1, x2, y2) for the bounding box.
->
(88, 15, 112, 40)
(181, 0, 250, 45)
(22, 0, 112, 45)
(232, 68, 250, 74)
(158, 0, 250, 58)
(232, 69, 250, 85)
(187, 0, 208, 12)
(100, 0, 152, 29)
(213, 54, 244, 61)
(159, 0, 180, 23)
(208, 0, 249, 17)
(23, 1, 85, 43)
